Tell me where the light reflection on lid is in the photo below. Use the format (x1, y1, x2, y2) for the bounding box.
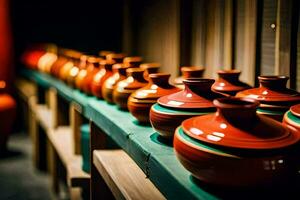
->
(220, 123, 227, 129)
(212, 132, 225, 137)
(207, 134, 222, 142)
(167, 100, 184, 106)
(189, 128, 203, 135)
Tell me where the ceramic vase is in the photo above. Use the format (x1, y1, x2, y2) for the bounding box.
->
(113, 68, 147, 110)
(236, 76, 300, 121)
(173, 66, 205, 89)
(150, 78, 226, 138)
(91, 60, 115, 99)
(212, 69, 251, 96)
(174, 97, 300, 186)
(128, 73, 180, 123)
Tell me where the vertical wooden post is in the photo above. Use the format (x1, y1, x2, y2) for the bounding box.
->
(48, 88, 58, 128)
(70, 103, 83, 155)
(47, 139, 59, 194)
(90, 121, 114, 200)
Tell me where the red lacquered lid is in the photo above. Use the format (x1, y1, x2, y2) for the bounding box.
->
(181, 97, 300, 150)
(290, 104, 300, 117)
(236, 76, 300, 104)
(158, 78, 226, 109)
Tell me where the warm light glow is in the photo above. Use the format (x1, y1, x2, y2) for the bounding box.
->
(37, 52, 57, 72)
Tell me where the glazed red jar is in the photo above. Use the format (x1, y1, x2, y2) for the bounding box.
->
(174, 66, 205, 89)
(58, 50, 82, 82)
(174, 97, 300, 187)
(123, 56, 143, 68)
(113, 68, 147, 110)
(66, 55, 88, 88)
(128, 73, 180, 123)
(81, 57, 103, 95)
(106, 53, 126, 64)
(50, 48, 70, 77)
(212, 69, 251, 96)
(75, 55, 90, 90)
(283, 104, 300, 135)
(236, 76, 300, 121)
(91, 60, 115, 99)
(102, 64, 129, 103)
(150, 78, 225, 138)
(140, 63, 161, 81)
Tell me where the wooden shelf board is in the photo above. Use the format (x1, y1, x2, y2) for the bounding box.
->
(34, 104, 54, 130)
(47, 126, 90, 188)
(93, 150, 165, 200)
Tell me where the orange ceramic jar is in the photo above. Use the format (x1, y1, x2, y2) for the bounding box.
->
(66, 55, 88, 88)
(102, 64, 129, 103)
(140, 63, 161, 81)
(58, 50, 82, 82)
(123, 56, 143, 68)
(174, 66, 205, 89)
(113, 68, 147, 110)
(81, 57, 103, 95)
(91, 60, 116, 98)
(106, 53, 126, 64)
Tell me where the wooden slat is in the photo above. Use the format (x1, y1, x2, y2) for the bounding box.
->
(14, 78, 37, 101)
(70, 103, 83, 155)
(34, 104, 54, 130)
(93, 150, 165, 200)
(47, 126, 90, 188)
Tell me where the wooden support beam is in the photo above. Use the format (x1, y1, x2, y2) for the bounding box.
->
(93, 150, 165, 200)
(90, 121, 114, 200)
(70, 103, 83, 155)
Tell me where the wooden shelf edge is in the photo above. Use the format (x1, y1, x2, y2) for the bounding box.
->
(93, 149, 165, 200)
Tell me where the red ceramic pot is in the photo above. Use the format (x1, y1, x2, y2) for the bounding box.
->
(236, 76, 300, 121)
(128, 73, 180, 123)
(81, 57, 103, 95)
(22, 49, 46, 70)
(75, 55, 89, 90)
(0, 81, 16, 152)
(102, 64, 128, 103)
(106, 53, 126, 64)
(91, 60, 115, 99)
(212, 69, 251, 96)
(150, 78, 226, 138)
(174, 97, 300, 187)
(99, 50, 115, 59)
(66, 55, 88, 88)
(50, 48, 70, 77)
(140, 63, 161, 81)
(58, 50, 82, 81)
(123, 56, 143, 68)
(113, 68, 147, 110)
(173, 66, 205, 89)
(283, 104, 300, 135)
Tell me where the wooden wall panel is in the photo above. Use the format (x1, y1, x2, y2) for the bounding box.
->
(125, 0, 180, 78)
(260, 0, 278, 75)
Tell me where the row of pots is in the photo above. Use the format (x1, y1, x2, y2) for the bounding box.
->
(22, 45, 300, 187)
